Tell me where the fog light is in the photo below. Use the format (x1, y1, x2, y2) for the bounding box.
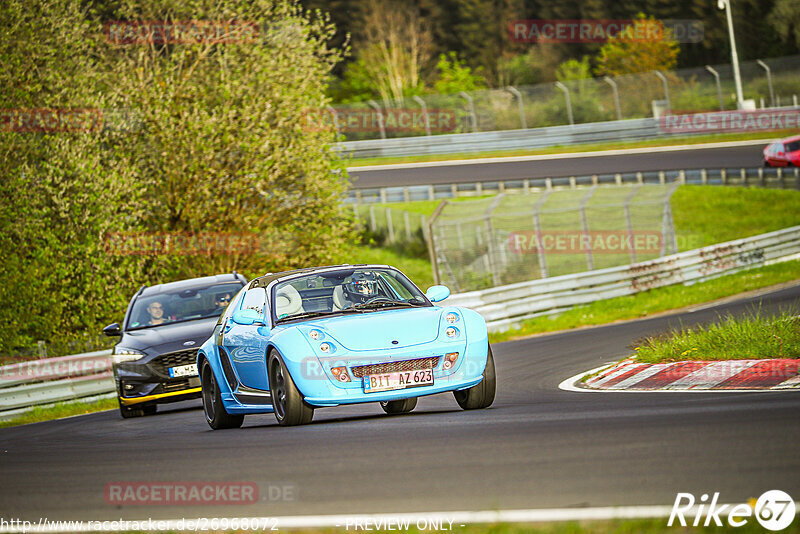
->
(309, 329, 323, 340)
(124, 383, 134, 391)
(443, 352, 459, 370)
(445, 327, 458, 338)
(330, 366, 351, 382)
(445, 313, 459, 324)
(320, 342, 331, 353)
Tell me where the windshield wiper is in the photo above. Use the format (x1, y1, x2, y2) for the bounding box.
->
(352, 300, 424, 311)
(276, 309, 361, 323)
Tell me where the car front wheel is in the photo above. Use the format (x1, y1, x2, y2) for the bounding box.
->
(268, 351, 314, 426)
(454, 345, 496, 410)
(201, 360, 244, 430)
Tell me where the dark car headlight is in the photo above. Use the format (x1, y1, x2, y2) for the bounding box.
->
(112, 347, 146, 364)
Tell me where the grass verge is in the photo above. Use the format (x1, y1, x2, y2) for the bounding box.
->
(0, 396, 117, 429)
(346, 130, 791, 168)
(489, 259, 800, 344)
(632, 309, 800, 364)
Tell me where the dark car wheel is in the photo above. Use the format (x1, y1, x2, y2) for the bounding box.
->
(118, 400, 144, 418)
(268, 351, 314, 426)
(380, 397, 417, 414)
(454, 345, 496, 410)
(201, 360, 244, 430)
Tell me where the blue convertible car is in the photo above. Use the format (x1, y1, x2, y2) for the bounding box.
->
(197, 264, 495, 428)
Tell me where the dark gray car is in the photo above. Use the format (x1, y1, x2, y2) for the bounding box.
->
(102, 273, 247, 418)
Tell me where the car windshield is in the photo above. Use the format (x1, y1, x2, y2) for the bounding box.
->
(127, 282, 244, 330)
(272, 268, 429, 322)
(784, 141, 800, 153)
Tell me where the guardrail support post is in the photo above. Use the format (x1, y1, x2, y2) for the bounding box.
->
(506, 86, 527, 129)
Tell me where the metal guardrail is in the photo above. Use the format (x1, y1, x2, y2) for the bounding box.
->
(446, 226, 800, 332)
(346, 166, 800, 204)
(338, 118, 663, 159)
(0, 349, 114, 418)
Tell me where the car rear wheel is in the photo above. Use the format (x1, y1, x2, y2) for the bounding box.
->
(268, 351, 314, 426)
(201, 360, 244, 430)
(454, 345, 496, 410)
(380, 397, 417, 414)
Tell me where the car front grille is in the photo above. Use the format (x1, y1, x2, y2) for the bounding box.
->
(350, 356, 441, 378)
(149, 349, 198, 377)
(159, 378, 200, 393)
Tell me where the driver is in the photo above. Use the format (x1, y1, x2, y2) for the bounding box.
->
(213, 292, 233, 311)
(146, 300, 166, 326)
(341, 272, 380, 305)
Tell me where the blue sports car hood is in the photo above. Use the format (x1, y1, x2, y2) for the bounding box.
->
(306, 307, 442, 351)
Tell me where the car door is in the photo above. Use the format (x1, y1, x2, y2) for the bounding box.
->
(222, 286, 271, 391)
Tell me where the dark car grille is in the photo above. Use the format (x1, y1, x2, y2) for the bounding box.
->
(159, 378, 200, 393)
(350, 356, 440, 378)
(149, 349, 198, 377)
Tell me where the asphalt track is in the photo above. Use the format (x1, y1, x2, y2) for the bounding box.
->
(349, 143, 769, 188)
(1, 284, 799, 522)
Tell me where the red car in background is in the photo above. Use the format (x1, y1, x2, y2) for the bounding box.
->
(763, 135, 800, 167)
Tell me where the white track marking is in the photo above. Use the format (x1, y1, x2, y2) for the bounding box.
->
(348, 139, 772, 171)
(663, 360, 760, 390)
(606, 364, 670, 389)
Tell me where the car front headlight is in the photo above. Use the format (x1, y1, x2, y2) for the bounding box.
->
(112, 348, 145, 363)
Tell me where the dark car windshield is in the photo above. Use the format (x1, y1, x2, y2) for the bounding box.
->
(784, 141, 800, 153)
(272, 268, 429, 323)
(127, 282, 244, 330)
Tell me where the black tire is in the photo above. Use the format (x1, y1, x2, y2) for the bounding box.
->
(763, 160, 770, 167)
(118, 400, 144, 418)
(268, 351, 314, 426)
(201, 360, 244, 430)
(142, 404, 157, 415)
(454, 345, 496, 410)
(380, 397, 417, 415)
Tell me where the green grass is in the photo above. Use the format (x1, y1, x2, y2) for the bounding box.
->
(0, 396, 117, 428)
(489, 260, 800, 344)
(632, 309, 800, 364)
(346, 130, 792, 167)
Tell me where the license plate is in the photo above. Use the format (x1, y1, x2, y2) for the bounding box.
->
(363, 369, 434, 393)
(168, 364, 198, 378)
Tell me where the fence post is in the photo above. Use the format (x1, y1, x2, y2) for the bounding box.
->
(459, 91, 478, 132)
(403, 211, 412, 240)
(654, 70, 671, 113)
(532, 190, 552, 278)
(579, 186, 597, 271)
(484, 195, 505, 286)
(427, 201, 449, 286)
(367, 100, 386, 139)
(369, 205, 376, 232)
(661, 182, 680, 256)
(554, 81, 574, 126)
(412, 95, 431, 136)
(385, 208, 395, 243)
(705, 66, 724, 111)
(756, 59, 775, 108)
(506, 86, 527, 129)
(603, 76, 622, 120)
(624, 185, 642, 264)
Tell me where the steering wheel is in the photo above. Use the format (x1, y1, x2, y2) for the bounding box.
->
(360, 296, 394, 305)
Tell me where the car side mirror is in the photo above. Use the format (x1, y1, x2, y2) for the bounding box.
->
(102, 323, 122, 337)
(425, 285, 451, 303)
(231, 308, 264, 326)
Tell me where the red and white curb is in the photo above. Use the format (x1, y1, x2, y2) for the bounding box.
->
(560, 358, 800, 393)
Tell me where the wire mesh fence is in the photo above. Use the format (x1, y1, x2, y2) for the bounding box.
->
(326, 55, 800, 141)
(428, 184, 679, 292)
